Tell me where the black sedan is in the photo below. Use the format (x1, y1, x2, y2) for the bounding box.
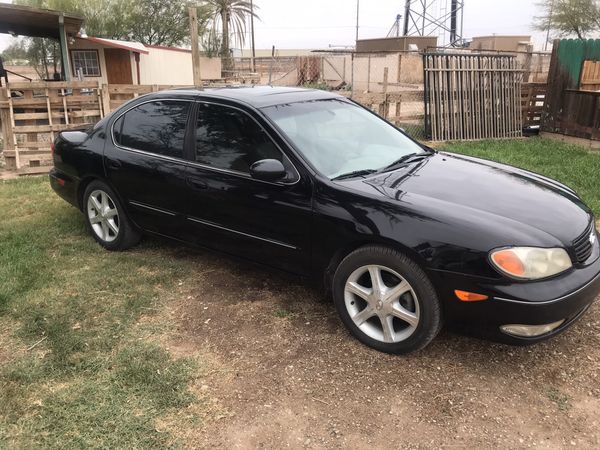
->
(50, 86, 600, 353)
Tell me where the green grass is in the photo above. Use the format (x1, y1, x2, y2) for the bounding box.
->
(546, 387, 571, 412)
(444, 137, 600, 217)
(0, 177, 200, 448)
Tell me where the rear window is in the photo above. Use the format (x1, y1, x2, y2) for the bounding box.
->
(113, 100, 190, 159)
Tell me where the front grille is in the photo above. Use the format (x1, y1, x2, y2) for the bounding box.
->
(572, 221, 595, 264)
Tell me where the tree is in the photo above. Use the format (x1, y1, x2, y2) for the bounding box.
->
(0, 39, 30, 65)
(9, 0, 212, 78)
(204, 0, 258, 70)
(535, 0, 600, 40)
(15, 0, 210, 47)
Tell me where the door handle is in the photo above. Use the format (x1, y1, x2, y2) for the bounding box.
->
(106, 159, 122, 170)
(186, 177, 208, 190)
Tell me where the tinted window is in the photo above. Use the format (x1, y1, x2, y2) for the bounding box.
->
(263, 99, 424, 179)
(195, 103, 282, 173)
(115, 100, 190, 159)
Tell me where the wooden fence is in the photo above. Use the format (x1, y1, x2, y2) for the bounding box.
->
(0, 81, 103, 173)
(543, 39, 600, 140)
(0, 82, 198, 173)
(1, 81, 417, 174)
(423, 53, 523, 141)
(545, 89, 600, 140)
(580, 60, 600, 91)
(521, 82, 546, 128)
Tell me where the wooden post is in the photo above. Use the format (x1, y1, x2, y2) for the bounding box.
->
(6, 87, 20, 169)
(250, 0, 256, 73)
(268, 45, 275, 85)
(379, 67, 389, 118)
(382, 66, 389, 93)
(523, 44, 533, 83)
(367, 55, 371, 92)
(58, 14, 71, 81)
(101, 84, 111, 116)
(189, 7, 202, 88)
(397, 53, 402, 83)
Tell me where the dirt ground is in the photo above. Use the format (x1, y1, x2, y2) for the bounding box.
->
(156, 247, 600, 449)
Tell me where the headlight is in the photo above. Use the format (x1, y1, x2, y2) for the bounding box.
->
(490, 247, 572, 280)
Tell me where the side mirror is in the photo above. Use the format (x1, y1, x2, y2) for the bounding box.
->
(249, 159, 287, 181)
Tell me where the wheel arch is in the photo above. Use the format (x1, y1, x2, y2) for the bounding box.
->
(77, 175, 100, 211)
(323, 237, 428, 296)
(77, 176, 138, 230)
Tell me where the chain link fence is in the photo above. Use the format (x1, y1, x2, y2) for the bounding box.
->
(231, 48, 551, 141)
(233, 51, 426, 139)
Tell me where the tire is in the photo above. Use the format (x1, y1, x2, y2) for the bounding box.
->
(83, 180, 141, 251)
(332, 245, 442, 354)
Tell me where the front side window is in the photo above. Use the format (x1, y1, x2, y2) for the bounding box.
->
(71, 50, 100, 77)
(114, 100, 190, 159)
(195, 103, 283, 174)
(263, 99, 425, 179)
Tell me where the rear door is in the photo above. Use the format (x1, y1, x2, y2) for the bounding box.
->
(104, 98, 192, 238)
(183, 101, 313, 275)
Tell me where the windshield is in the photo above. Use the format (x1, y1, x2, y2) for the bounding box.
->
(262, 99, 426, 179)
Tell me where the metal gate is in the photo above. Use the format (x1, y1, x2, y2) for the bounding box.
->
(423, 53, 523, 141)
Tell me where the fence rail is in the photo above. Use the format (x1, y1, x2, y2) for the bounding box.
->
(0, 80, 422, 174)
(0, 81, 103, 173)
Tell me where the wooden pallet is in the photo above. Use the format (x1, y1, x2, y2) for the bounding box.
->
(0, 81, 103, 172)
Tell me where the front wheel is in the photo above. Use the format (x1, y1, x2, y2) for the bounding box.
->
(332, 245, 442, 354)
(83, 180, 141, 251)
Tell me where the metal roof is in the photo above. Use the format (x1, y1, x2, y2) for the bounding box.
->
(77, 36, 150, 54)
(0, 3, 83, 39)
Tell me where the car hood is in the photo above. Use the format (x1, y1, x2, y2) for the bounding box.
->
(338, 151, 592, 246)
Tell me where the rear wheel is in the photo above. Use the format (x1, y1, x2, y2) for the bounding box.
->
(83, 181, 141, 251)
(332, 245, 442, 354)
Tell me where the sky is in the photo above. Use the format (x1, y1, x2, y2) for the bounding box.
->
(0, 0, 547, 52)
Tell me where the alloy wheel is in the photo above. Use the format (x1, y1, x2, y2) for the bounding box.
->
(87, 189, 120, 243)
(344, 264, 420, 343)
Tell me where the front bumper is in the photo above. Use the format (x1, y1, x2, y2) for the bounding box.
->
(430, 256, 600, 344)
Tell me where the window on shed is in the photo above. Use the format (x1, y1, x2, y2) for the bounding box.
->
(71, 50, 101, 77)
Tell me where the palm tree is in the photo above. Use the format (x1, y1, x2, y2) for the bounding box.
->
(204, 0, 258, 72)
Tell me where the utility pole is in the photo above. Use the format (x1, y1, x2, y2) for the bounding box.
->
(250, 0, 256, 72)
(352, 0, 359, 99)
(355, 0, 360, 42)
(188, 6, 202, 88)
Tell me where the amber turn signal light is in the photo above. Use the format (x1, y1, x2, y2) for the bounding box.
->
(455, 290, 488, 302)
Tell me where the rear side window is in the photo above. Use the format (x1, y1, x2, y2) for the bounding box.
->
(113, 100, 190, 159)
(195, 103, 282, 173)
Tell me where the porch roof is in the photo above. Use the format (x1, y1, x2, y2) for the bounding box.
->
(0, 3, 83, 39)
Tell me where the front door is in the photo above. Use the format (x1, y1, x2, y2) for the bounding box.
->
(104, 48, 133, 84)
(104, 99, 192, 238)
(183, 101, 313, 275)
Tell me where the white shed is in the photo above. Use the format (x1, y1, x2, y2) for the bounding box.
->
(69, 36, 221, 85)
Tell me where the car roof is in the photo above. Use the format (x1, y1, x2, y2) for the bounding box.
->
(154, 85, 344, 108)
